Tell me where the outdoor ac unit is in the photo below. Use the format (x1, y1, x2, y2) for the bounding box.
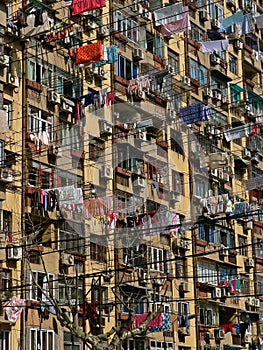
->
(133, 48, 144, 60)
(183, 76, 191, 86)
(138, 130, 147, 140)
(49, 145, 62, 157)
(211, 18, 221, 29)
(142, 10, 152, 20)
(234, 40, 243, 50)
(154, 278, 165, 285)
(210, 54, 220, 65)
(204, 88, 213, 98)
(138, 90, 146, 100)
(254, 298, 260, 307)
(247, 297, 255, 306)
(245, 258, 255, 268)
(101, 165, 113, 179)
(0, 55, 9, 67)
(48, 90, 61, 104)
(244, 334, 251, 343)
(184, 240, 191, 250)
(100, 121, 113, 134)
(98, 68, 108, 80)
(98, 25, 109, 36)
(85, 19, 97, 29)
(132, 3, 142, 13)
(61, 253, 75, 266)
(217, 329, 225, 339)
(208, 332, 215, 339)
(210, 169, 218, 177)
(244, 104, 251, 111)
(180, 281, 189, 292)
(212, 90, 222, 100)
(218, 170, 224, 180)
(168, 65, 175, 75)
(212, 287, 222, 299)
(243, 148, 251, 159)
(244, 221, 253, 230)
(220, 248, 229, 256)
(7, 245, 22, 260)
(7, 74, 19, 88)
(0, 168, 13, 182)
(252, 154, 260, 163)
(134, 177, 145, 187)
(61, 101, 73, 113)
(214, 129, 222, 138)
(142, 272, 150, 284)
(200, 9, 210, 21)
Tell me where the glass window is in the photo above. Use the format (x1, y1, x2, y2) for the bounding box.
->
(229, 54, 237, 75)
(115, 56, 137, 80)
(28, 107, 53, 141)
(190, 59, 207, 85)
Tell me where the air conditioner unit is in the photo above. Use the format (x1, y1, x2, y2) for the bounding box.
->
(0, 168, 13, 183)
(61, 101, 73, 113)
(180, 281, 189, 292)
(98, 68, 108, 80)
(184, 240, 191, 250)
(211, 18, 221, 29)
(212, 90, 222, 100)
(212, 287, 222, 298)
(85, 18, 97, 29)
(244, 221, 253, 230)
(244, 334, 251, 343)
(100, 121, 113, 134)
(243, 148, 251, 159)
(142, 10, 152, 20)
(98, 25, 109, 36)
(49, 145, 62, 157)
(234, 40, 243, 50)
(247, 297, 255, 306)
(223, 173, 229, 182)
(254, 298, 260, 307)
(48, 90, 61, 104)
(6, 74, 19, 88)
(245, 258, 255, 268)
(134, 177, 145, 187)
(204, 88, 213, 98)
(220, 248, 229, 256)
(214, 129, 222, 138)
(142, 272, 150, 284)
(133, 48, 144, 60)
(101, 165, 113, 179)
(251, 154, 260, 163)
(221, 287, 228, 298)
(7, 245, 22, 260)
(200, 9, 210, 21)
(183, 76, 191, 86)
(170, 110, 177, 119)
(208, 332, 215, 339)
(0, 55, 9, 67)
(210, 54, 220, 65)
(138, 90, 146, 100)
(61, 252, 75, 266)
(154, 278, 165, 285)
(244, 105, 251, 111)
(215, 328, 225, 339)
(138, 130, 147, 140)
(218, 170, 224, 180)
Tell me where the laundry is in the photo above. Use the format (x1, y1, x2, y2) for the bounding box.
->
(154, 3, 184, 26)
(71, 0, 106, 16)
(179, 103, 212, 124)
(4, 297, 25, 323)
(161, 7, 191, 36)
(178, 314, 195, 328)
(99, 88, 108, 107)
(255, 14, 263, 29)
(232, 201, 248, 216)
(242, 13, 254, 34)
(95, 45, 118, 66)
(106, 93, 115, 107)
(84, 196, 113, 219)
(134, 313, 163, 329)
(201, 39, 229, 53)
(221, 11, 244, 29)
(224, 124, 250, 142)
(75, 42, 103, 65)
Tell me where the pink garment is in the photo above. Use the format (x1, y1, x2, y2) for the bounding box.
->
(4, 297, 25, 323)
(75, 103, 81, 122)
(161, 7, 191, 36)
(230, 279, 236, 292)
(134, 313, 163, 329)
(171, 213, 180, 232)
(71, 0, 106, 16)
(106, 93, 115, 107)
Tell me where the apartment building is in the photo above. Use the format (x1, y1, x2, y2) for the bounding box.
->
(0, 0, 262, 349)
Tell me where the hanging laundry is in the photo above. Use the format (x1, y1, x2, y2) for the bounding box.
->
(106, 93, 115, 107)
(255, 14, 263, 29)
(134, 313, 163, 329)
(99, 88, 108, 107)
(4, 297, 25, 323)
(161, 7, 191, 36)
(201, 39, 229, 53)
(95, 45, 118, 67)
(75, 42, 103, 66)
(221, 11, 244, 30)
(242, 13, 254, 34)
(71, 0, 106, 16)
(179, 103, 211, 124)
(224, 124, 250, 142)
(154, 3, 184, 26)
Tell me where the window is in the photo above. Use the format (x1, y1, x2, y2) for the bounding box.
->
(58, 121, 82, 150)
(147, 246, 170, 273)
(198, 224, 215, 243)
(27, 166, 52, 189)
(122, 339, 145, 350)
(0, 331, 10, 350)
(168, 50, 179, 74)
(207, 0, 223, 21)
(58, 276, 83, 303)
(229, 54, 237, 75)
(64, 332, 81, 350)
(56, 70, 81, 98)
(238, 235, 247, 256)
(198, 304, 218, 326)
(90, 241, 107, 263)
(1, 210, 12, 242)
(177, 301, 189, 315)
(151, 341, 173, 350)
(197, 261, 217, 285)
(145, 31, 164, 58)
(91, 286, 108, 305)
(190, 59, 207, 85)
(123, 245, 144, 267)
(194, 176, 208, 198)
(30, 272, 54, 301)
(211, 77, 227, 98)
(30, 329, 54, 350)
(58, 221, 85, 254)
(3, 101, 12, 129)
(230, 86, 241, 104)
(28, 61, 52, 87)
(257, 239, 263, 259)
(89, 138, 105, 161)
(114, 11, 138, 42)
(115, 56, 137, 80)
(28, 107, 53, 141)
(190, 23, 205, 42)
(149, 293, 171, 313)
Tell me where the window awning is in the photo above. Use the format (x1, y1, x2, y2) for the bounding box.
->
(230, 84, 245, 93)
(247, 90, 263, 104)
